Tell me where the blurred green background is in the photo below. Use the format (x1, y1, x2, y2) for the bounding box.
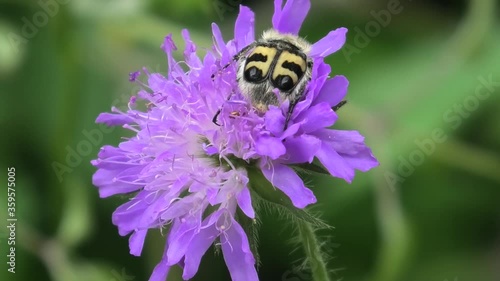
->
(1, 0, 499, 280)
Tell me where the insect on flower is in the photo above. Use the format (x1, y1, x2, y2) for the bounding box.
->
(91, 1, 379, 281)
(212, 29, 346, 129)
(235, 29, 313, 124)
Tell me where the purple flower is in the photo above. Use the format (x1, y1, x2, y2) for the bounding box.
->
(92, 0, 378, 280)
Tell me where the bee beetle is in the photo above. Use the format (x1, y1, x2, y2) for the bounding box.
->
(213, 29, 345, 129)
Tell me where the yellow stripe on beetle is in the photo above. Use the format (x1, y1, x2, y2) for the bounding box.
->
(272, 51, 306, 84)
(244, 46, 278, 78)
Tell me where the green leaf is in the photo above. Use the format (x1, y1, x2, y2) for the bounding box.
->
(247, 167, 332, 230)
(290, 162, 331, 176)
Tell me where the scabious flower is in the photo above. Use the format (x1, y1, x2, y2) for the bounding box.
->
(92, 0, 378, 280)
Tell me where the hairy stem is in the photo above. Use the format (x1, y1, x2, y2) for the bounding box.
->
(297, 220, 330, 281)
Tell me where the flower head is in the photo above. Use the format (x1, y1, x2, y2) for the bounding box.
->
(92, 0, 378, 280)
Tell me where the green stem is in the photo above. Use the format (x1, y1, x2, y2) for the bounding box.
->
(296, 220, 330, 281)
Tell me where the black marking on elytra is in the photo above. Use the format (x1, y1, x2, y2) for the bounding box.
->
(246, 53, 268, 63)
(273, 75, 294, 91)
(282, 61, 304, 79)
(245, 67, 264, 82)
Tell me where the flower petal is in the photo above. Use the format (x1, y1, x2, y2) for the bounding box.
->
(265, 106, 285, 136)
(112, 190, 155, 236)
(297, 102, 337, 133)
(237, 186, 255, 218)
(148, 73, 169, 94)
(92, 166, 143, 198)
(316, 129, 379, 171)
(159, 192, 199, 221)
(234, 5, 255, 48)
(255, 135, 286, 159)
(212, 23, 228, 56)
(148, 261, 171, 281)
(166, 215, 201, 265)
(291, 61, 331, 116)
(261, 162, 316, 208)
(310, 28, 348, 58)
(282, 134, 321, 164)
(161, 34, 183, 78)
(129, 229, 147, 256)
(183, 213, 221, 280)
(182, 29, 202, 68)
(272, 0, 283, 29)
(314, 75, 349, 107)
(95, 112, 133, 126)
(221, 219, 258, 281)
(307, 61, 331, 102)
(161, 33, 177, 54)
(272, 0, 311, 35)
(316, 140, 355, 183)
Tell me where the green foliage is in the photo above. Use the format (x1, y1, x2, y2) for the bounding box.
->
(1, 0, 499, 280)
